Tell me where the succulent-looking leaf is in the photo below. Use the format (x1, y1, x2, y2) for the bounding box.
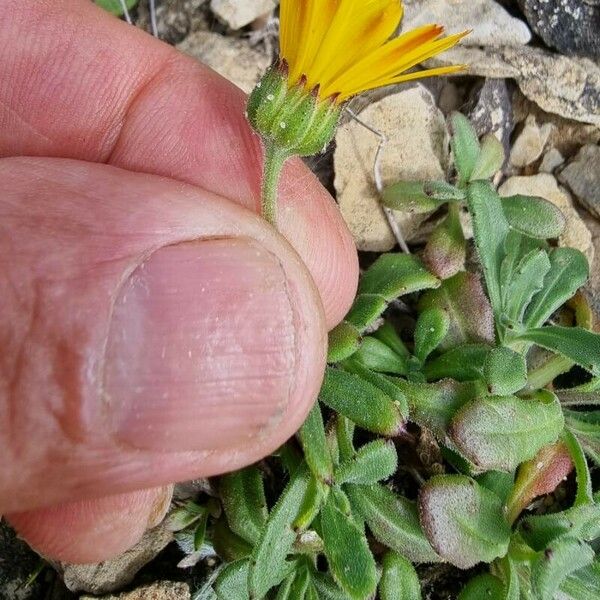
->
(519, 326, 600, 376)
(449, 390, 564, 472)
(505, 441, 572, 525)
(466, 180, 510, 322)
(219, 467, 268, 545)
(470, 133, 505, 181)
(346, 483, 440, 563)
(320, 488, 378, 600)
(450, 112, 481, 184)
(327, 321, 362, 363)
(320, 367, 405, 436)
(484, 347, 527, 396)
(497, 556, 520, 600)
(502, 194, 567, 239)
(419, 272, 495, 350)
(249, 465, 311, 598)
(414, 308, 450, 363)
(345, 293, 388, 331)
(358, 254, 439, 301)
(382, 180, 465, 213)
(565, 409, 600, 467)
(503, 248, 551, 324)
(422, 206, 467, 280)
(499, 231, 541, 304)
(298, 403, 334, 484)
(475, 470, 514, 505)
(214, 559, 250, 600)
(559, 559, 600, 599)
(531, 537, 595, 600)
(423, 344, 490, 382)
(524, 248, 589, 330)
(418, 475, 511, 569)
(335, 439, 397, 485)
(294, 474, 325, 533)
(352, 336, 408, 375)
(95, 0, 137, 16)
(282, 566, 310, 600)
(374, 321, 410, 357)
(336, 415, 356, 463)
(379, 552, 422, 600)
(458, 574, 505, 600)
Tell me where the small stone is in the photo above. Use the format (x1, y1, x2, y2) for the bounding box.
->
(499, 174, 594, 265)
(334, 85, 449, 252)
(177, 31, 270, 94)
(81, 581, 190, 600)
(210, 0, 276, 29)
(403, 0, 531, 47)
(581, 215, 600, 332)
(136, 0, 208, 45)
(558, 145, 600, 218)
(518, 0, 600, 60)
(539, 148, 565, 174)
(509, 116, 554, 168)
(60, 525, 173, 595)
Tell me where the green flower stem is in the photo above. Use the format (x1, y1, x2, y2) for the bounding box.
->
(261, 143, 289, 228)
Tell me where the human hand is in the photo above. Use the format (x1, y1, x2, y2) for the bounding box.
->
(0, 0, 357, 563)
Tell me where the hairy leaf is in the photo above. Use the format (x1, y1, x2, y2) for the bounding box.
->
(484, 347, 527, 396)
(423, 206, 467, 280)
(379, 552, 422, 600)
(423, 344, 490, 382)
(561, 429, 594, 506)
(212, 518, 253, 562)
(565, 409, 600, 467)
(214, 559, 250, 600)
(298, 403, 334, 485)
(345, 293, 388, 331)
(418, 475, 511, 569)
(327, 321, 362, 363)
(352, 336, 408, 375)
(502, 194, 566, 239)
(335, 439, 397, 485)
(450, 112, 481, 184)
(414, 308, 450, 363)
(382, 180, 465, 213)
(559, 560, 600, 599)
(470, 133, 504, 181)
(458, 574, 505, 600)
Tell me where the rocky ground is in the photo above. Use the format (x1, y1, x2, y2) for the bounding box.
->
(2, 0, 599, 598)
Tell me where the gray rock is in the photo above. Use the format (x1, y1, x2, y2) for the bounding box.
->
(518, 0, 600, 60)
(210, 0, 276, 29)
(136, 0, 208, 44)
(539, 148, 565, 173)
(60, 525, 173, 595)
(427, 45, 600, 127)
(467, 78, 514, 158)
(558, 145, 600, 217)
(177, 31, 270, 93)
(403, 0, 531, 47)
(509, 115, 554, 168)
(80, 581, 190, 600)
(334, 85, 449, 251)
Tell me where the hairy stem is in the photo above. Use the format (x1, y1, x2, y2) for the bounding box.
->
(261, 144, 289, 228)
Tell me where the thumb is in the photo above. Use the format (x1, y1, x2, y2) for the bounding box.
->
(0, 157, 327, 515)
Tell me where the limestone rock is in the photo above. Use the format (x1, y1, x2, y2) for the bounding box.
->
(81, 581, 190, 600)
(177, 31, 270, 93)
(210, 0, 276, 29)
(499, 174, 594, 264)
(539, 148, 565, 174)
(558, 145, 600, 218)
(403, 0, 531, 47)
(61, 525, 173, 595)
(427, 45, 600, 127)
(334, 86, 449, 252)
(136, 0, 208, 44)
(509, 116, 554, 168)
(518, 0, 600, 60)
(581, 214, 600, 332)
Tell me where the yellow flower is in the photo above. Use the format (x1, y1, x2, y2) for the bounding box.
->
(247, 0, 468, 226)
(279, 0, 468, 103)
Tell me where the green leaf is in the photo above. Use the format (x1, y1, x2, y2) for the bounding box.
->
(193, 511, 209, 551)
(249, 465, 311, 598)
(219, 467, 268, 545)
(419, 272, 495, 350)
(346, 483, 440, 563)
(345, 294, 387, 331)
(95, 0, 137, 16)
(352, 336, 408, 375)
(279, 566, 310, 600)
(556, 377, 600, 407)
(336, 415, 356, 463)
(393, 379, 480, 441)
(166, 501, 206, 532)
(561, 428, 594, 506)
(422, 206, 467, 280)
(524, 248, 590, 330)
(373, 321, 410, 357)
(449, 390, 564, 471)
(298, 403, 334, 484)
(450, 112, 481, 184)
(502, 194, 567, 239)
(320, 488, 378, 600)
(335, 440, 397, 485)
(518, 326, 600, 376)
(466, 180, 510, 321)
(484, 347, 527, 395)
(358, 254, 439, 301)
(503, 249, 551, 325)
(214, 559, 250, 600)
(379, 552, 422, 600)
(294, 474, 325, 533)
(565, 409, 600, 467)
(312, 572, 354, 600)
(320, 367, 405, 436)
(327, 321, 362, 363)
(470, 133, 505, 181)
(382, 180, 465, 213)
(418, 475, 511, 569)
(476, 471, 515, 505)
(414, 308, 450, 363)
(531, 537, 595, 600)
(499, 231, 542, 307)
(212, 518, 252, 562)
(423, 344, 491, 382)
(458, 574, 505, 600)
(559, 560, 600, 599)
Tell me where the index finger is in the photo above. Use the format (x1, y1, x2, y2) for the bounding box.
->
(0, 0, 358, 327)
